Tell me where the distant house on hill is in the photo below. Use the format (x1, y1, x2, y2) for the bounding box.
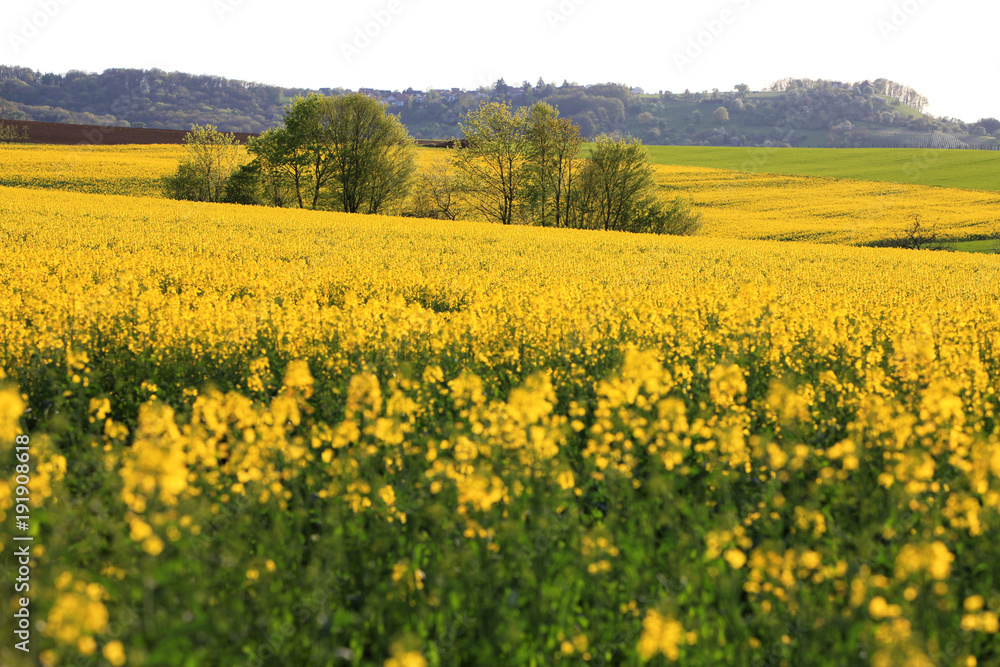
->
(428, 89, 460, 102)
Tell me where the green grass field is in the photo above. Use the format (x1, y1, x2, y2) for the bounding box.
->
(645, 146, 1000, 192)
(944, 239, 1000, 253)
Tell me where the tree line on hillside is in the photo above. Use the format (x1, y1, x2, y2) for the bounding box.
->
(660, 80, 999, 149)
(0, 65, 302, 132)
(400, 80, 639, 143)
(379, 77, 1000, 149)
(0, 66, 642, 138)
(162, 93, 701, 236)
(767, 78, 929, 112)
(4, 66, 995, 149)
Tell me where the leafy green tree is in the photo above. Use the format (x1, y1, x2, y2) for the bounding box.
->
(161, 162, 206, 201)
(551, 115, 584, 228)
(454, 102, 531, 225)
(454, 103, 689, 233)
(572, 135, 700, 235)
(712, 106, 730, 124)
(168, 124, 243, 203)
(975, 117, 1000, 133)
(418, 104, 581, 227)
(282, 93, 340, 209)
(629, 195, 702, 235)
(524, 102, 558, 227)
(0, 123, 28, 143)
(524, 102, 583, 228)
(247, 93, 415, 214)
(323, 93, 415, 214)
(246, 127, 307, 208)
(184, 125, 240, 202)
(221, 163, 264, 206)
(573, 135, 653, 231)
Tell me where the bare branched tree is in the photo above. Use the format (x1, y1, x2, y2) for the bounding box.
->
(895, 214, 944, 251)
(409, 154, 461, 220)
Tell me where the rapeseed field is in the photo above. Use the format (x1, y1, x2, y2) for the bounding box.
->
(0, 144, 188, 198)
(1, 180, 999, 665)
(3, 143, 998, 247)
(654, 165, 1000, 244)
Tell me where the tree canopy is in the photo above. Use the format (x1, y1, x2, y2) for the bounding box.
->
(161, 124, 242, 203)
(166, 93, 416, 214)
(447, 104, 699, 235)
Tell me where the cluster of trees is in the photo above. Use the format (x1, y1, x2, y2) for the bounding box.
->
(675, 79, 998, 149)
(730, 83, 917, 133)
(245, 93, 415, 213)
(387, 77, 988, 149)
(164, 93, 415, 215)
(767, 77, 929, 111)
(0, 66, 304, 132)
(161, 125, 243, 203)
(0, 67, 641, 140)
(870, 79, 929, 112)
(162, 95, 700, 237)
(3, 66, 996, 149)
(420, 101, 700, 234)
(0, 122, 28, 143)
(972, 117, 1000, 135)
(401, 80, 639, 141)
(0, 67, 641, 139)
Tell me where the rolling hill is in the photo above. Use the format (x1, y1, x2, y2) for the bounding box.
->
(2, 65, 998, 148)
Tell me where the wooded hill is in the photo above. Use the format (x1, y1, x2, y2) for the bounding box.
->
(1, 66, 997, 149)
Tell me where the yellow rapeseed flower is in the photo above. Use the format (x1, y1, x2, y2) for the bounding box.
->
(384, 645, 427, 667)
(637, 610, 693, 661)
(724, 549, 747, 569)
(103, 640, 127, 666)
(0, 386, 25, 442)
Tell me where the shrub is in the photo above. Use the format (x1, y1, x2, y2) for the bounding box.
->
(627, 196, 702, 235)
(161, 162, 208, 201)
(221, 163, 263, 206)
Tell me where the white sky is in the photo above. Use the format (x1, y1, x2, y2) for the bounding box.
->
(3, 0, 997, 123)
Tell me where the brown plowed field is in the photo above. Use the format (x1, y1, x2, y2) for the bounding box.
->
(0, 119, 259, 145)
(0, 119, 467, 148)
